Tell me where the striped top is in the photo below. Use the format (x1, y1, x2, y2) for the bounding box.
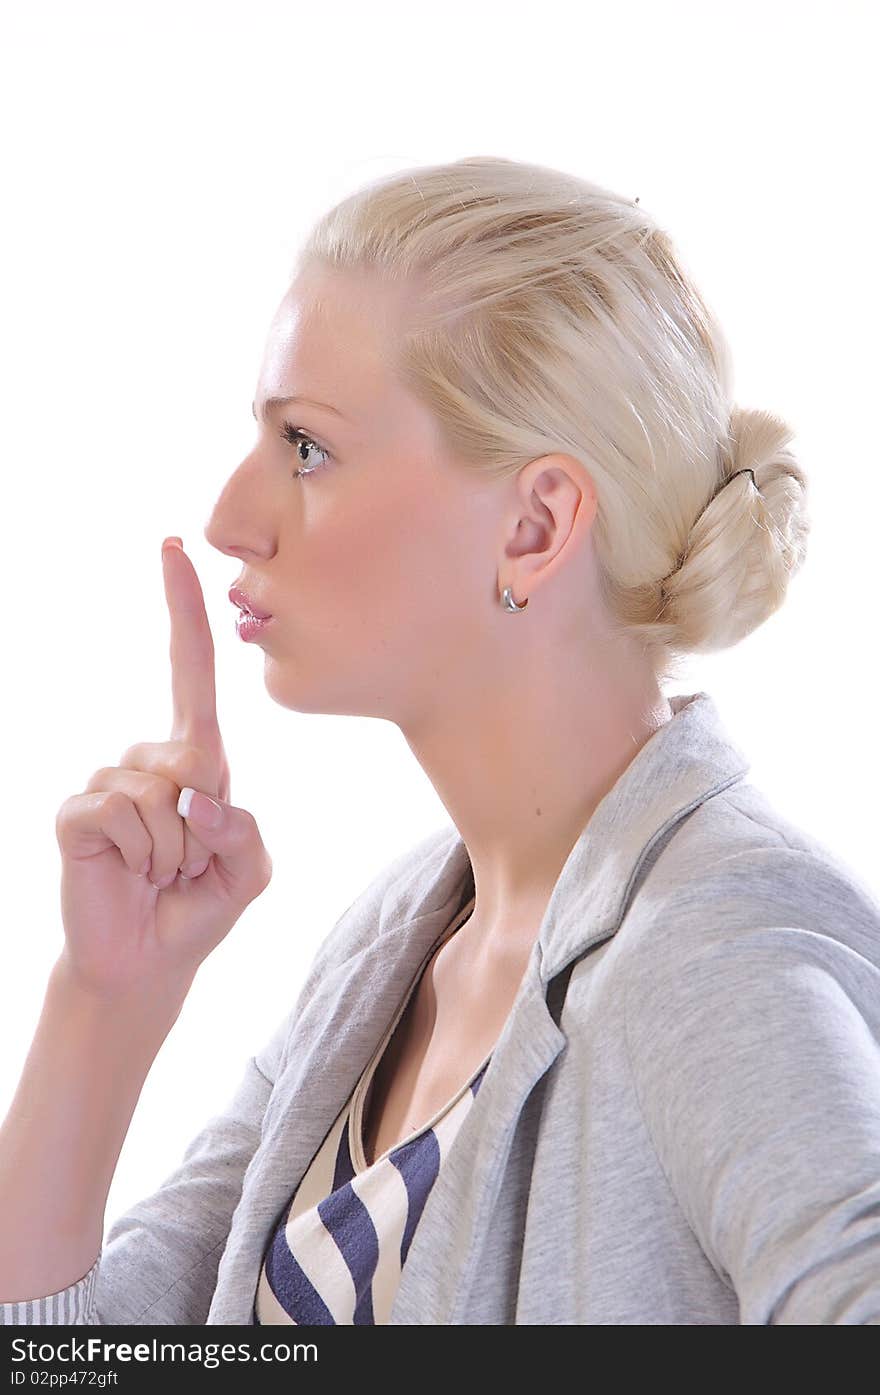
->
(253, 892, 488, 1325)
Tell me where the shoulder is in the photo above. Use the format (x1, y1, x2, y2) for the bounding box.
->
(604, 777, 880, 1076)
(615, 780, 880, 1081)
(623, 776, 880, 975)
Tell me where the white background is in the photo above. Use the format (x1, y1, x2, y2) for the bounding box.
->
(1, 0, 877, 1263)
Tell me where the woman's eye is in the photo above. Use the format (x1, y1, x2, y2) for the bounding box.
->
(279, 422, 331, 478)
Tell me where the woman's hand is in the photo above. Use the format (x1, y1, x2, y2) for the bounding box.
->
(54, 539, 273, 1002)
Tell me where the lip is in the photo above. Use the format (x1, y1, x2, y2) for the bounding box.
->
(228, 585, 273, 620)
(236, 611, 274, 643)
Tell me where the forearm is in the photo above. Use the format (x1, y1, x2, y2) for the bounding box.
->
(0, 953, 191, 1303)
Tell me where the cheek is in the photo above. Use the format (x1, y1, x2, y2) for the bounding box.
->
(308, 472, 474, 653)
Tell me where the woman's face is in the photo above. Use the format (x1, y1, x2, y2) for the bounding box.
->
(204, 265, 509, 730)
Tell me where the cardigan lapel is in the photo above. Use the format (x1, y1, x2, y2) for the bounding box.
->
(389, 943, 569, 1323)
(206, 837, 478, 1323)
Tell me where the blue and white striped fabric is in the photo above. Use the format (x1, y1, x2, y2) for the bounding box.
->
(254, 896, 490, 1325)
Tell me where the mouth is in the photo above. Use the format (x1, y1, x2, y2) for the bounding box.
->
(235, 610, 274, 642)
(228, 585, 273, 620)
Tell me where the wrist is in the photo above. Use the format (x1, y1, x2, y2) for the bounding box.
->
(48, 952, 194, 1041)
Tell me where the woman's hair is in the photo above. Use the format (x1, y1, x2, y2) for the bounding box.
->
(294, 156, 811, 687)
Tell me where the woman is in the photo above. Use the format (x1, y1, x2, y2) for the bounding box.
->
(2, 157, 878, 1325)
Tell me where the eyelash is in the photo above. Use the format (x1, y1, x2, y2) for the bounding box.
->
(279, 421, 332, 478)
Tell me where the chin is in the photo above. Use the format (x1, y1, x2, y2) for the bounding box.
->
(259, 664, 401, 722)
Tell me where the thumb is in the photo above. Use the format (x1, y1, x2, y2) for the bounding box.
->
(177, 786, 272, 892)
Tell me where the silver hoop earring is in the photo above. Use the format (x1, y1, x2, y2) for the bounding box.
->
(501, 585, 528, 612)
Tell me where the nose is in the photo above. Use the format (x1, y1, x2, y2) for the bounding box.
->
(203, 507, 267, 566)
(203, 449, 271, 560)
(204, 531, 253, 563)
(203, 513, 237, 558)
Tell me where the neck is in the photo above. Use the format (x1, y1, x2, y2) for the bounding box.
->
(401, 641, 673, 954)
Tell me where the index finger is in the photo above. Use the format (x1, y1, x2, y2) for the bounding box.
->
(161, 537, 221, 743)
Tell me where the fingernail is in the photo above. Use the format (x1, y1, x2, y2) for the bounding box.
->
(162, 536, 183, 554)
(178, 786, 222, 828)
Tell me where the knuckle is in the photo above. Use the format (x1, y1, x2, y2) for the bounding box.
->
(55, 798, 75, 838)
(180, 858, 210, 879)
(57, 791, 105, 834)
(144, 742, 215, 794)
(83, 766, 116, 792)
(99, 788, 131, 816)
(161, 746, 197, 783)
(118, 742, 185, 783)
(56, 792, 78, 823)
(250, 862, 273, 898)
(233, 808, 259, 846)
(119, 737, 209, 773)
(251, 844, 272, 888)
(130, 780, 165, 813)
(117, 742, 149, 769)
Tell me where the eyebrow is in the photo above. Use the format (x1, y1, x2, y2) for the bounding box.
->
(252, 394, 346, 423)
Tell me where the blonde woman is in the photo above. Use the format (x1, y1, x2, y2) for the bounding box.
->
(2, 157, 878, 1326)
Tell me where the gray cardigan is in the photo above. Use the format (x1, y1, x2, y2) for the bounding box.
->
(4, 690, 880, 1325)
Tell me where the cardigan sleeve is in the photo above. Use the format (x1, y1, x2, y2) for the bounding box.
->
(0, 998, 296, 1325)
(623, 924, 880, 1324)
(0, 824, 456, 1324)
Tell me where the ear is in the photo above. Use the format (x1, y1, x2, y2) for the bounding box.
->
(501, 454, 597, 596)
